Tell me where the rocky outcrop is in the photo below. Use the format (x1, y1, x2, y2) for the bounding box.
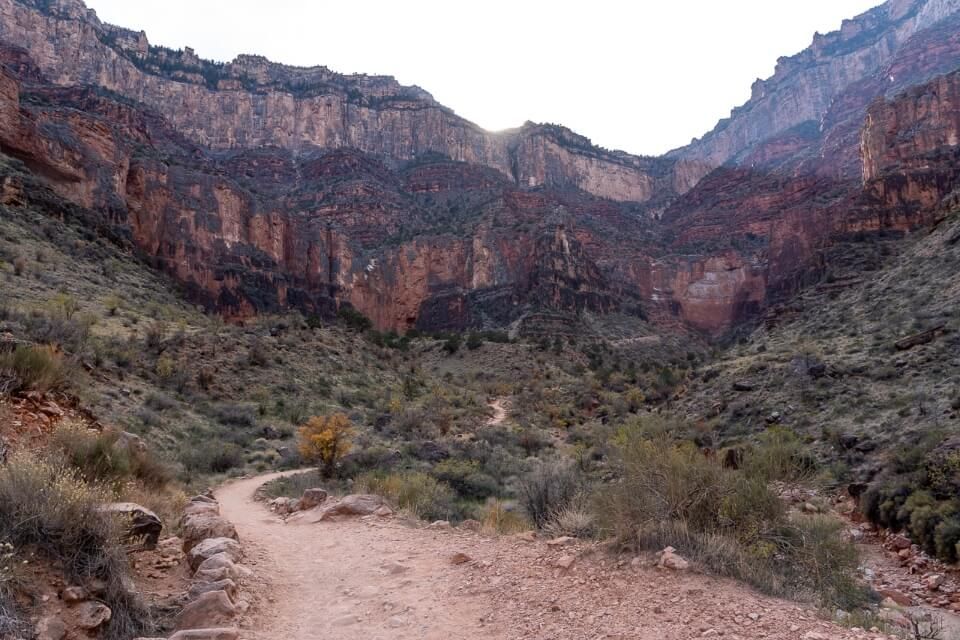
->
(98, 502, 163, 549)
(655, 3, 960, 328)
(511, 124, 678, 203)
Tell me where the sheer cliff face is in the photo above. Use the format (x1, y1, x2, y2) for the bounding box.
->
(672, 0, 960, 169)
(862, 69, 960, 214)
(0, 60, 643, 331)
(0, 0, 683, 205)
(656, 0, 960, 329)
(0, 0, 959, 336)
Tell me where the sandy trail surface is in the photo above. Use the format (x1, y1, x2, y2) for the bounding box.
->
(486, 398, 508, 426)
(217, 472, 888, 640)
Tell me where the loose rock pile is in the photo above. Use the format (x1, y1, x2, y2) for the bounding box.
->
(861, 525, 960, 612)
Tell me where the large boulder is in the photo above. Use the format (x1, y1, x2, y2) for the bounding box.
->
(268, 496, 295, 515)
(193, 566, 232, 584)
(174, 590, 236, 630)
(182, 501, 220, 521)
(656, 546, 690, 571)
(299, 488, 328, 510)
(113, 431, 147, 456)
(194, 553, 251, 581)
(181, 514, 238, 553)
(188, 538, 242, 571)
(188, 578, 238, 603)
(290, 494, 390, 523)
(75, 602, 112, 630)
(98, 502, 162, 549)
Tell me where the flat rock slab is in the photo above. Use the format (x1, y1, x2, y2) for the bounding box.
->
(288, 494, 390, 523)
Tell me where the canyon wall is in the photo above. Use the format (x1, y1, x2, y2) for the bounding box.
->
(862, 69, 960, 214)
(0, 0, 682, 205)
(1, 0, 960, 336)
(672, 0, 960, 170)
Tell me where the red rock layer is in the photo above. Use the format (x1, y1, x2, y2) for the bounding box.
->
(1, 1, 960, 337)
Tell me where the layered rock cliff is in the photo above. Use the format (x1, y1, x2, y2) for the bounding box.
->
(862, 68, 960, 214)
(672, 0, 960, 170)
(656, 1, 960, 329)
(0, 58, 650, 331)
(0, 0, 685, 205)
(0, 0, 959, 336)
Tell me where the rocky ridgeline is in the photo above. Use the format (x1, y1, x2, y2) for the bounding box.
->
(133, 494, 252, 640)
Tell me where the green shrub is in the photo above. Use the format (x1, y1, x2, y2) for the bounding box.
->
(21, 306, 92, 353)
(0, 454, 153, 639)
(338, 306, 372, 332)
(598, 431, 783, 542)
(934, 517, 960, 562)
(477, 330, 510, 343)
(51, 424, 131, 483)
(0, 540, 26, 637)
(356, 471, 459, 522)
(780, 516, 871, 610)
(432, 459, 499, 500)
(144, 321, 167, 354)
(862, 438, 960, 563)
(258, 470, 324, 500)
(181, 441, 244, 475)
(49, 423, 173, 489)
(479, 498, 531, 534)
(743, 427, 816, 483)
(519, 460, 580, 529)
(0, 586, 26, 639)
(925, 448, 960, 499)
(442, 334, 461, 354)
(862, 482, 913, 531)
(0, 343, 67, 393)
(366, 330, 410, 350)
(596, 424, 866, 609)
(543, 496, 597, 539)
(211, 403, 258, 428)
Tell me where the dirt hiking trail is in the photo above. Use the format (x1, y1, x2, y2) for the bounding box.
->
(486, 398, 508, 426)
(217, 472, 886, 640)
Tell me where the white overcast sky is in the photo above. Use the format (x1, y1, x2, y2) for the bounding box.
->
(83, 1, 881, 156)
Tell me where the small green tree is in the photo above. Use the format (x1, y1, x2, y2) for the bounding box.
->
(442, 334, 461, 354)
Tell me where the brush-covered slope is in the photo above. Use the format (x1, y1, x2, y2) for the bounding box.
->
(676, 208, 960, 477)
(0, 151, 702, 486)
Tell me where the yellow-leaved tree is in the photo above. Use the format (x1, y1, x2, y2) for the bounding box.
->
(297, 413, 355, 478)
